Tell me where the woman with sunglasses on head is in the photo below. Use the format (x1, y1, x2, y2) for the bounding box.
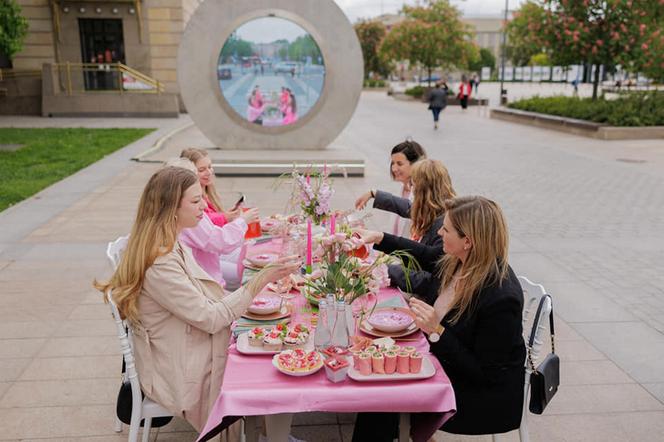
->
(353, 196, 526, 440)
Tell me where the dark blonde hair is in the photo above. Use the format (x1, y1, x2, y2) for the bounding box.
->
(439, 196, 509, 324)
(180, 148, 224, 212)
(410, 159, 456, 239)
(94, 167, 198, 323)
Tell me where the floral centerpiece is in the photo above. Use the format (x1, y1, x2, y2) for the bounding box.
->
(278, 168, 334, 225)
(304, 230, 418, 305)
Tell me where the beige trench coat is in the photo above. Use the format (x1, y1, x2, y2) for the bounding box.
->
(131, 241, 253, 431)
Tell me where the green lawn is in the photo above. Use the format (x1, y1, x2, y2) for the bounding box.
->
(0, 128, 154, 212)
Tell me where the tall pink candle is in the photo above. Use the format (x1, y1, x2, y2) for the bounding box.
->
(330, 214, 336, 234)
(306, 218, 312, 273)
(306, 174, 310, 184)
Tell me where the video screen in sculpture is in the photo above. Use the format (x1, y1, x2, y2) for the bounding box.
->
(217, 17, 326, 127)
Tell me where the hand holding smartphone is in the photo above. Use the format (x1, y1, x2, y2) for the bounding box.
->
(232, 194, 245, 211)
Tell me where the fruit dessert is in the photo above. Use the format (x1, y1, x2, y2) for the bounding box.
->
(263, 330, 284, 351)
(247, 327, 267, 347)
(324, 356, 350, 383)
(276, 349, 322, 373)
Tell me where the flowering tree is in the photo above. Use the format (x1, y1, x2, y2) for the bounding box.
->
(521, 0, 664, 99)
(354, 20, 390, 79)
(379, 0, 478, 85)
(504, 1, 547, 67)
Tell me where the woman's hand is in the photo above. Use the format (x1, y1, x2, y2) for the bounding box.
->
(224, 208, 241, 222)
(240, 207, 260, 224)
(354, 190, 374, 210)
(353, 228, 384, 245)
(248, 255, 302, 296)
(408, 297, 439, 335)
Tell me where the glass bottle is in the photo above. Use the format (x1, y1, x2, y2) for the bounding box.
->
(330, 300, 350, 348)
(314, 300, 331, 351)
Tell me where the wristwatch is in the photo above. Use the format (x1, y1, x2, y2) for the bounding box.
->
(428, 324, 445, 343)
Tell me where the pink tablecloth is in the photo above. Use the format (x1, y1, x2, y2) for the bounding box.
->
(198, 240, 457, 442)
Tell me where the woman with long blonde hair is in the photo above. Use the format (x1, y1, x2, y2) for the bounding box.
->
(95, 166, 298, 432)
(180, 147, 239, 227)
(354, 196, 526, 439)
(362, 158, 455, 295)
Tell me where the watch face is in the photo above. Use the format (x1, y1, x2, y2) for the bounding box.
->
(429, 333, 440, 343)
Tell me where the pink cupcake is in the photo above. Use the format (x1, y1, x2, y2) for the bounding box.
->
(247, 327, 266, 347)
(410, 352, 423, 374)
(262, 331, 283, 351)
(396, 351, 410, 374)
(371, 352, 385, 374)
(384, 351, 397, 374)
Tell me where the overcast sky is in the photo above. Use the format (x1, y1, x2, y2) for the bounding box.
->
(336, 0, 525, 22)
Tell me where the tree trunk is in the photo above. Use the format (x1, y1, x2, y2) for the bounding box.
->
(427, 67, 432, 87)
(592, 64, 601, 100)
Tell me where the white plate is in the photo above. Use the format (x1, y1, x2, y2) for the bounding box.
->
(272, 353, 324, 376)
(236, 333, 313, 355)
(247, 295, 282, 315)
(347, 356, 436, 382)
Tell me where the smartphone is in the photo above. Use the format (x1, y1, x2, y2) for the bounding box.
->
(232, 194, 245, 211)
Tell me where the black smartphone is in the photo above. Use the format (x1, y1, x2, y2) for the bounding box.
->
(232, 194, 245, 211)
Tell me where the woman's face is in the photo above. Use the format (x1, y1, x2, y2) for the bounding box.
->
(195, 156, 213, 188)
(176, 183, 206, 230)
(391, 152, 412, 183)
(439, 213, 471, 261)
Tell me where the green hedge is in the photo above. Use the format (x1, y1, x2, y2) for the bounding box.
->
(363, 79, 386, 88)
(508, 93, 664, 127)
(404, 85, 425, 98)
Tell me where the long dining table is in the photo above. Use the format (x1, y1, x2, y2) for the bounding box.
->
(197, 237, 457, 442)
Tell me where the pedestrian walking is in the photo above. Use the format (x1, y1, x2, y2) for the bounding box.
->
(458, 75, 472, 110)
(472, 74, 480, 94)
(428, 82, 448, 130)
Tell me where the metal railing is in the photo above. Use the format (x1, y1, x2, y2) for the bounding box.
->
(52, 62, 164, 95)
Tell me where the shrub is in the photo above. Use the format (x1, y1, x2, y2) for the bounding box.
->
(404, 85, 425, 98)
(507, 93, 664, 127)
(364, 79, 386, 88)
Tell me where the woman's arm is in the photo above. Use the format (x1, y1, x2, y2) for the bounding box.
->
(387, 264, 440, 302)
(430, 290, 524, 386)
(180, 215, 247, 256)
(143, 259, 255, 334)
(374, 232, 443, 273)
(373, 190, 412, 219)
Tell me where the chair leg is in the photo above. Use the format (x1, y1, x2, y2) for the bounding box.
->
(114, 416, 123, 433)
(141, 418, 152, 442)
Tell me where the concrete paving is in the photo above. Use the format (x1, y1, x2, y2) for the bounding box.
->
(1, 90, 664, 441)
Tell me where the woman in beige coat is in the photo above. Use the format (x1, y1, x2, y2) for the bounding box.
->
(96, 167, 299, 431)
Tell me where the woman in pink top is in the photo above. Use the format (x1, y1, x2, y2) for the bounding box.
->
(282, 89, 298, 125)
(180, 148, 238, 227)
(168, 158, 259, 288)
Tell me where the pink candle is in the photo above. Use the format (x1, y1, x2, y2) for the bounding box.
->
(330, 214, 336, 234)
(306, 174, 310, 185)
(306, 219, 312, 273)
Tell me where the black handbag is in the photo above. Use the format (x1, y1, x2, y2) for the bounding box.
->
(116, 352, 173, 427)
(527, 294, 560, 415)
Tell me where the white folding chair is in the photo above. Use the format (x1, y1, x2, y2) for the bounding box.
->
(492, 276, 552, 442)
(105, 236, 172, 441)
(107, 291, 173, 442)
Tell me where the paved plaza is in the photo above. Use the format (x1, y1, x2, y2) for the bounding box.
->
(1, 89, 664, 441)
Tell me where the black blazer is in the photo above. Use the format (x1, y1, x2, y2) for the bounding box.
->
(373, 191, 443, 296)
(379, 237, 526, 435)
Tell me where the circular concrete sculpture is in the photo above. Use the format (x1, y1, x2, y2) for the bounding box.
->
(178, 0, 364, 150)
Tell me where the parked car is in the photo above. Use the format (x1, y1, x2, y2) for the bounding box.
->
(419, 75, 442, 83)
(274, 62, 300, 74)
(217, 66, 232, 80)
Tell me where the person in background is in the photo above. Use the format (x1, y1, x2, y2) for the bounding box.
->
(94, 166, 299, 434)
(354, 140, 427, 238)
(352, 196, 526, 440)
(458, 75, 472, 110)
(472, 73, 480, 94)
(428, 82, 448, 130)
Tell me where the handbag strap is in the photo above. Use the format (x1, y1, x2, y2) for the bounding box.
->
(527, 294, 555, 370)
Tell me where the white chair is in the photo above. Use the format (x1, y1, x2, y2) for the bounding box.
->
(105, 236, 172, 442)
(492, 276, 552, 442)
(106, 291, 173, 442)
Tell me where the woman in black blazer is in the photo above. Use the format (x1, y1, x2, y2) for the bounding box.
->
(362, 159, 455, 296)
(353, 196, 526, 440)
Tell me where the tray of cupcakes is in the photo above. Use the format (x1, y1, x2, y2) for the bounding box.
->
(347, 344, 435, 381)
(236, 323, 313, 355)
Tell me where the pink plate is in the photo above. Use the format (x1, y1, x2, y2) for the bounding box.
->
(246, 253, 279, 268)
(247, 295, 282, 315)
(367, 307, 415, 333)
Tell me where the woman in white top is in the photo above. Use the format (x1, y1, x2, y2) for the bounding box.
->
(354, 140, 427, 237)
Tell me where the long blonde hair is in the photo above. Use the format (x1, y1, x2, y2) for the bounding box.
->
(439, 196, 509, 324)
(180, 147, 224, 212)
(94, 167, 199, 323)
(410, 159, 456, 239)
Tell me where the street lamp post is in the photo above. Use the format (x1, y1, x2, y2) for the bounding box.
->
(499, 0, 509, 105)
